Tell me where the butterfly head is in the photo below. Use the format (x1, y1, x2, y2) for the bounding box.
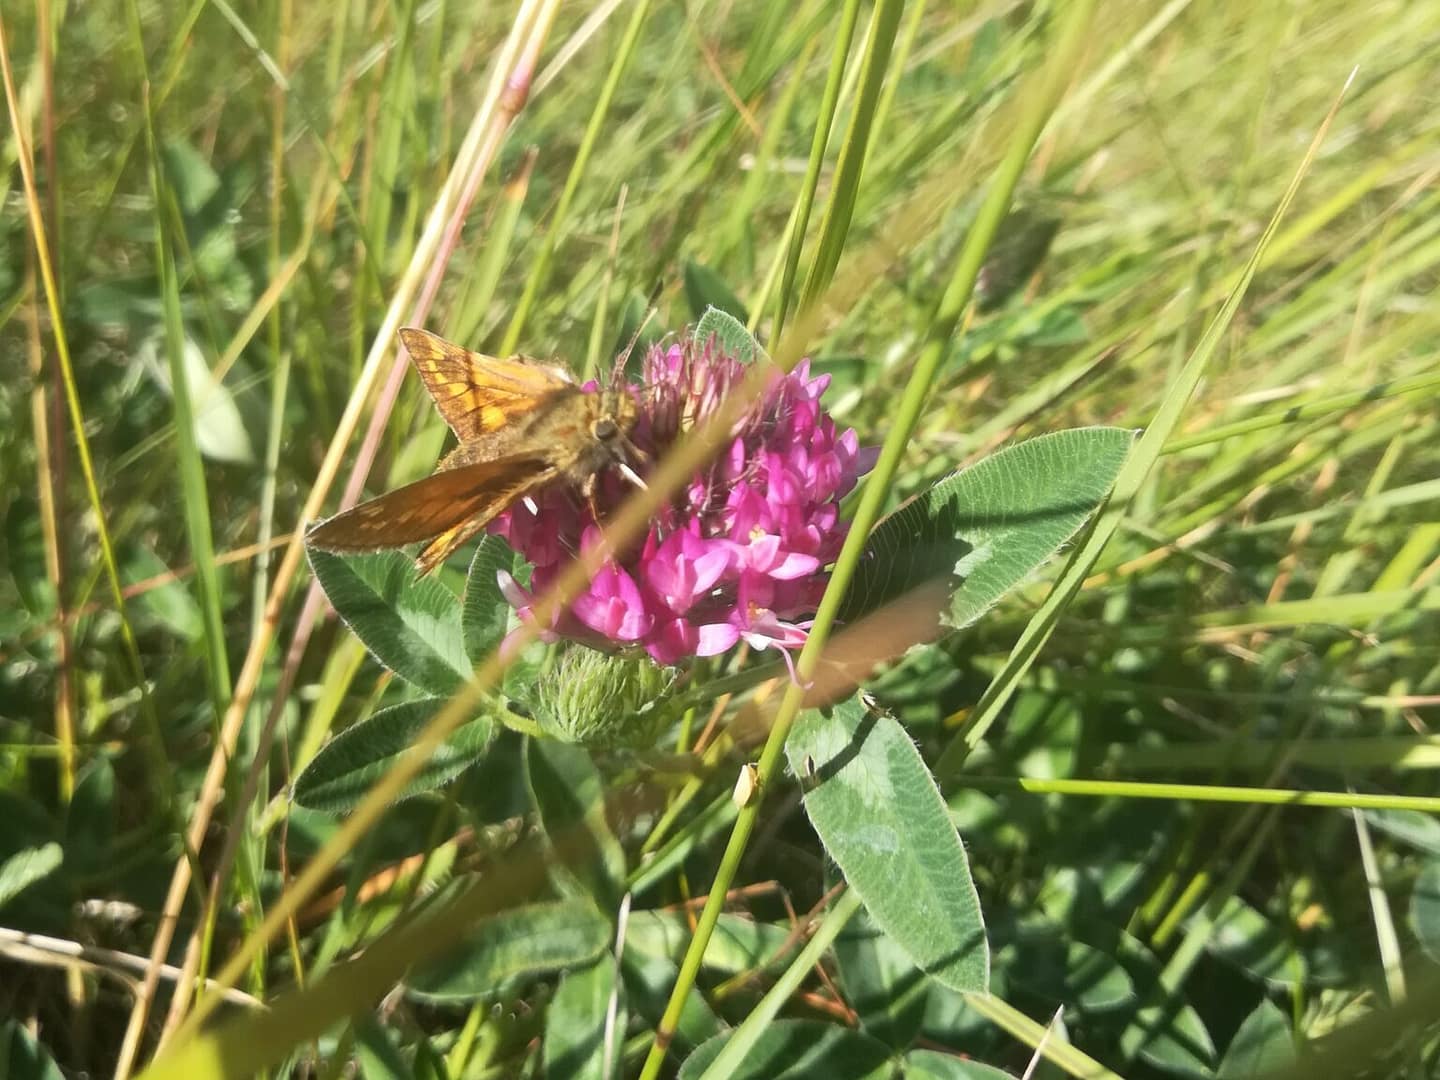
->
(589, 388, 638, 446)
(582, 388, 646, 492)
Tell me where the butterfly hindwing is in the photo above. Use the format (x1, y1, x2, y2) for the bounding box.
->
(306, 456, 557, 554)
(399, 327, 575, 443)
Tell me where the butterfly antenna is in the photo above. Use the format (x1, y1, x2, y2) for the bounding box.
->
(611, 305, 659, 387)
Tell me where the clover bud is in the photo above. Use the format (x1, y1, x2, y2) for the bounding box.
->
(531, 646, 677, 748)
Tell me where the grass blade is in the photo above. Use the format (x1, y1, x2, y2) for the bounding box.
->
(934, 69, 1359, 780)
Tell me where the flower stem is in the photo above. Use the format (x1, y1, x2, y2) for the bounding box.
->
(495, 707, 548, 740)
(637, 3, 1097, 1075)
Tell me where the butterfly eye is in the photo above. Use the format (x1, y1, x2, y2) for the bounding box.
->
(593, 417, 619, 441)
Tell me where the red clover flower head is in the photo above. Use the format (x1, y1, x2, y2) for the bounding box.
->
(490, 335, 877, 670)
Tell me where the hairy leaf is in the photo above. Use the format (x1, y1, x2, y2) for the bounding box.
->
(842, 427, 1134, 626)
(309, 548, 470, 694)
(1218, 999, 1295, 1077)
(407, 899, 610, 1003)
(0, 843, 63, 910)
(1410, 859, 1440, 964)
(544, 956, 625, 1080)
(625, 910, 792, 977)
(787, 697, 988, 993)
(526, 738, 625, 904)
(293, 698, 495, 813)
(0, 1021, 65, 1080)
(681, 1020, 892, 1080)
(464, 535, 518, 664)
(902, 1050, 1017, 1079)
(693, 305, 764, 365)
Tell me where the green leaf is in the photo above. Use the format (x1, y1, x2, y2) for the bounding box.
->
(0, 1020, 65, 1080)
(0, 843, 63, 909)
(834, 905, 930, 1048)
(786, 697, 989, 993)
(1202, 895, 1302, 987)
(455, 729, 531, 823)
(1116, 931, 1218, 1075)
(902, 1049, 1017, 1079)
(975, 207, 1061, 312)
(684, 263, 750, 328)
(464, 536, 518, 664)
(621, 950, 722, 1054)
(1007, 923, 1136, 1014)
(127, 547, 203, 640)
(5, 498, 53, 621)
(681, 1020, 892, 1080)
(1410, 859, 1440, 963)
(544, 956, 625, 1080)
(354, 1015, 410, 1080)
(140, 334, 255, 464)
(1056, 939, 1136, 1013)
(525, 738, 625, 905)
(625, 911, 791, 977)
(412, 1039, 447, 1080)
(293, 698, 495, 814)
(0, 792, 54, 863)
(844, 427, 1133, 625)
(407, 899, 610, 1003)
(1364, 809, 1440, 857)
(1132, 1000, 1216, 1078)
(308, 549, 470, 695)
(65, 757, 117, 876)
(502, 635, 550, 706)
(692, 305, 765, 365)
(1218, 999, 1294, 1077)
(160, 137, 221, 215)
(1026, 305, 1088, 348)
(920, 979, 995, 1051)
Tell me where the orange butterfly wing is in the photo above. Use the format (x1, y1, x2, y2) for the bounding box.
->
(306, 456, 556, 561)
(399, 327, 575, 444)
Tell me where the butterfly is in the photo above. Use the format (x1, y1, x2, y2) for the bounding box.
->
(306, 328, 642, 575)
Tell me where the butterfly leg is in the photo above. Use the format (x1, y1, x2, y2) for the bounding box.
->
(579, 472, 605, 527)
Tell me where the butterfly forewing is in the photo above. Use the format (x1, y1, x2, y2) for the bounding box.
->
(307, 456, 556, 553)
(306, 328, 638, 576)
(399, 327, 575, 444)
